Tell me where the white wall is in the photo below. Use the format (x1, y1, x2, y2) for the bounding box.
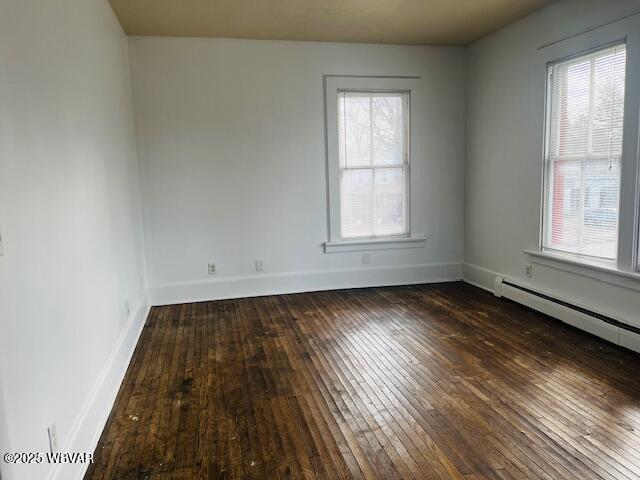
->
(465, 0, 640, 332)
(0, 1, 148, 479)
(129, 37, 467, 304)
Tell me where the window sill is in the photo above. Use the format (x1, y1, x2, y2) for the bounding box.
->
(324, 236, 426, 253)
(524, 249, 640, 292)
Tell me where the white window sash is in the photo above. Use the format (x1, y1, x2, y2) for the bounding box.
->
(323, 76, 425, 249)
(542, 42, 626, 263)
(337, 91, 410, 239)
(536, 17, 640, 274)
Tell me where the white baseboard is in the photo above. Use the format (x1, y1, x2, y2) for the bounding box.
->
(48, 294, 151, 480)
(463, 262, 640, 354)
(620, 329, 640, 352)
(462, 262, 500, 293)
(499, 281, 621, 345)
(151, 262, 463, 306)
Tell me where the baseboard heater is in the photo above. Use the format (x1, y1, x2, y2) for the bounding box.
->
(493, 277, 640, 350)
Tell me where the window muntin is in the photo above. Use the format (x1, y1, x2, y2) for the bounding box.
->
(543, 43, 626, 261)
(338, 91, 409, 239)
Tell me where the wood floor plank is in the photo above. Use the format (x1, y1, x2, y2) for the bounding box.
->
(85, 282, 640, 480)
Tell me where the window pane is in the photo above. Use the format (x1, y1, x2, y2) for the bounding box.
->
(583, 159, 619, 258)
(374, 167, 406, 236)
(339, 95, 371, 167)
(338, 91, 409, 239)
(341, 169, 373, 238)
(592, 52, 626, 157)
(550, 60, 591, 157)
(548, 159, 582, 255)
(372, 96, 405, 166)
(544, 44, 625, 261)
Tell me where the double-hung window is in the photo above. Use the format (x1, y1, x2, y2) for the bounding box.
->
(324, 76, 425, 253)
(542, 43, 627, 262)
(338, 91, 409, 239)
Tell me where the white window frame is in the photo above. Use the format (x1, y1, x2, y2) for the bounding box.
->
(530, 17, 640, 281)
(323, 76, 426, 253)
(541, 41, 626, 263)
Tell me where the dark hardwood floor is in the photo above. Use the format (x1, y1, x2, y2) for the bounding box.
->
(85, 282, 640, 480)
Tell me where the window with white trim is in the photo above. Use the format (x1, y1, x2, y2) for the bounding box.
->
(324, 76, 425, 253)
(543, 43, 627, 262)
(337, 91, 410, 239)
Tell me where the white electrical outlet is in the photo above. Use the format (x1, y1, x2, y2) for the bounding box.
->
(208, 263, 216, 275)
(525, 264, 532, 278)
(47, 423, 58, 453)
(362, 253, 371, 265)
(255, 260, 263, 272)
